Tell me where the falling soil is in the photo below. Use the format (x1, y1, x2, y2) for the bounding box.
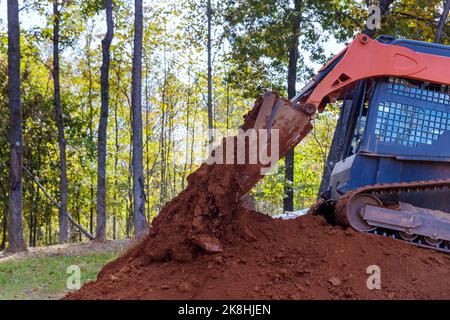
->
(65, 94, 450, 300)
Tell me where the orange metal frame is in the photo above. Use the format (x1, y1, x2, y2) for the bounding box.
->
(303, 34, 450, 113)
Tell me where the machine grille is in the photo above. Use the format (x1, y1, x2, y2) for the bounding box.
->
(375, 79, 450, 147)
(388, 78, 450, 106)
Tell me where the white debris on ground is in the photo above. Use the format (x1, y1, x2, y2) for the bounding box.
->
(273, 208, 309, 220)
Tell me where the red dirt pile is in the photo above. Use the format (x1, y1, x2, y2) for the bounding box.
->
(66, 211, 450, 300)
(65, 94, 450, 300)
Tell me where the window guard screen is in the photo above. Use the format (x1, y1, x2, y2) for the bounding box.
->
(374, 78, 450, 148)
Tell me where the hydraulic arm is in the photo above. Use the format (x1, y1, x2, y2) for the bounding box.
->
(293, 34, 450, 114)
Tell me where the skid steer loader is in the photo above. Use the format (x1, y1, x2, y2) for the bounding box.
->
(240, 34, 450, 252)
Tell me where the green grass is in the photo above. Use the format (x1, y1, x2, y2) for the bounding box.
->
(0, 252, 119, 300)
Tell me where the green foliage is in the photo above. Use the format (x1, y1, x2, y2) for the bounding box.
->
(0, 252, 119, 299)
(383, 0, 449, 44)
(222, 0, 357, 97)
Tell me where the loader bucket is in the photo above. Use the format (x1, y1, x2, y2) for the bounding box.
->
(231, 92, 313, 194)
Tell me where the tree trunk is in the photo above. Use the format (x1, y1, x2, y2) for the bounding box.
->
(283, 0, 302, 213)
(226, 79, 230, 131)
(86, 27, 95, 236)
(131, 0, 148, 238)
(74, 186, 81, 242)
(168, 102, 175, 196)
(159, 65, 167, 205)
(113, 102, 118, 240)
(45, 206, 49, 245)
(96, 0, 114, 242)
(34, 130, 43, 246)
(207, 0, 214, 145)
(7, 0, 26, 253)
(53, 1, 69, 243)
(113, 68, 120, 240)
(436, 0, 450, 43)
(127, 128, 133, 239)
(75, 186, 80, 242)
(189, 99, 199, 173)
(1, 200, 7, 250)
(49, 213, 52, 244)
(181, 68, 192, 190)
(33, 213, 37, 246)
(29, 181, 34, 247)
(144, 57, 151, 222)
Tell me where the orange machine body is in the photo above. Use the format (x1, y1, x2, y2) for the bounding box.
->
(300, 34, 450, 113)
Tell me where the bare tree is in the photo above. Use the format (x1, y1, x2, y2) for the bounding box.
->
(7, 0, 26, 253)
(436, 0, 450, 43)
(96, 0, 114, 242)
(52, 0, 69, 243)
(207, 0, 214, 144)
(113, 65, 121, 240)
(131, 0, 149, 238)
(284, 0, 302, 213)
(0, 200, 7, 250)
(85, 25, 95, 235)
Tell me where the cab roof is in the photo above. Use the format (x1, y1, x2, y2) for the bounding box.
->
(377, 35, 450, 58)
